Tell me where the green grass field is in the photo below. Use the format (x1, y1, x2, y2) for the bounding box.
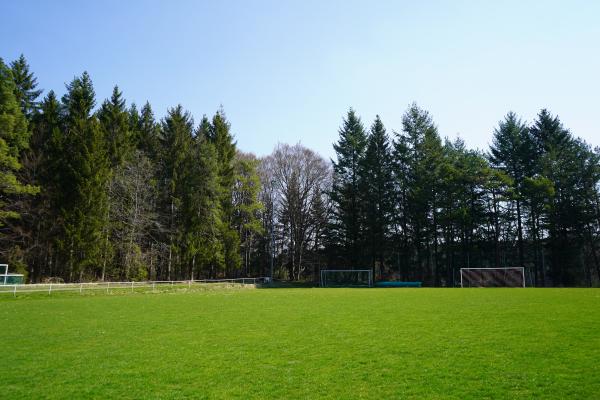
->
(2, 288, 599, 399)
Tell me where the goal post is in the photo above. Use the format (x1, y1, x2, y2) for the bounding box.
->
(460, 267, 525, 288)
(320, 269, 373, 288)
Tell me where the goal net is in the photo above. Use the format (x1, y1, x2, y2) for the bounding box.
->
(460, 267, 525, 288)
(320, 269, 373, 288)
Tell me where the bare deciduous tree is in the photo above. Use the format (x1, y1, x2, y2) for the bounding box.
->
(261, 143, 331, 280)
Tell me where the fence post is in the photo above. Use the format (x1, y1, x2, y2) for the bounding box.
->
(107, 282, 110, 294)
(188, 280, 191, 290)
(49, 284, 52, 295)
(80, 283, 83, 294)
(131, 281, 134, 293)
(13, 285, 16, 297)
(152, 282, 155, 292)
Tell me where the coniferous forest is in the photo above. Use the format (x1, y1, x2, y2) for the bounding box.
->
(1, 55, 599, 286)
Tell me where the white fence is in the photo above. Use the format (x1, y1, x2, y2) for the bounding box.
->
(0, 277, 270, 297)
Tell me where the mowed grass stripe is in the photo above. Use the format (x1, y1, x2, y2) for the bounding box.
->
(1, 288, 599, 399)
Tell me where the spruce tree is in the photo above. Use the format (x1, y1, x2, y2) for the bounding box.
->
(361, 116, 394, 273)
(34, 91, 62, 181)
(395, 104, 444, 282)
(128, 103, 140, 146)
(26, 91, 63, 279)
(97, 86, 134, 278)
(330, 108, 367, 267)
(0, 58, 39, 279)
(391, 126, 412, 279)
(206, 109, 241, 273)
(10, 54, 42, 120)
(182, 133, 224, 279)
(0, 58, 38, 226)
(529, 110, 590, 285)
(138, 102, 161, 159)
(58, 72, 110, 280)
(159, 105, 194, 279)
(530, 109, 571, 157)
(98, 86, 133, 167)
(489, 112, 534, 269)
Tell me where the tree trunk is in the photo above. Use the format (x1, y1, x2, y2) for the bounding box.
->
(516, 198, 525, 268)
(492, 191, 501, 269)
(586, 224, 600, 285)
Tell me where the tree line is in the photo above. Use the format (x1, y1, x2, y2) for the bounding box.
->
(1, 55, 263, 282)
(328, 107, 600, 287)
(0, 55, 598, 286)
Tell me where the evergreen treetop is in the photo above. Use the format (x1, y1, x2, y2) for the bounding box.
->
(0, 58, 39, 225)
(10, 54, 42, 119)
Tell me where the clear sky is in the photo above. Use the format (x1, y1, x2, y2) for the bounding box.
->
(3, 0, 599, 158)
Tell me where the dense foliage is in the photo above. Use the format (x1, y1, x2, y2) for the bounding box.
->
(1, 55, 599, 286)
(328, 106, 600, 286)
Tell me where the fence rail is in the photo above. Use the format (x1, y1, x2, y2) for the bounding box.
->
(0, 277, 270, 296)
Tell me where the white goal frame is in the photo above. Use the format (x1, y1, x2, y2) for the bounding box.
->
(460, 267, 525, 288)
(320, 269, 373, 288)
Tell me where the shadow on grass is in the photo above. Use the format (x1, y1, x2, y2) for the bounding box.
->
(256, 281, 319, 289)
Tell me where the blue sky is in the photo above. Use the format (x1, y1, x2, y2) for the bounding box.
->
(3, 0, 599, 158)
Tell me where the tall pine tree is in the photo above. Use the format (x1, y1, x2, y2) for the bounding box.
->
(330, 108, 367, 267)
(396, 104, 444, 282)
(181, 132, 224, 279)
(98, 86, 133, 168)
(57, 72, 110, 280)
(529, 109, 590, 285)
(489, 112, 534, 269)
(361, 116, 394, 273)
(159, 105, 194, 279)
(0, 58, 39, 276)
(10, 54, 42, 120)
(206, 109, 241, 273)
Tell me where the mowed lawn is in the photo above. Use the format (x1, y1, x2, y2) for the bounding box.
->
(1, 288, 599, 399)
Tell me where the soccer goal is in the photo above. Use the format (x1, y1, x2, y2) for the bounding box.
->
(320, 269, 373, 288)
(460, 267, 525, 288)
